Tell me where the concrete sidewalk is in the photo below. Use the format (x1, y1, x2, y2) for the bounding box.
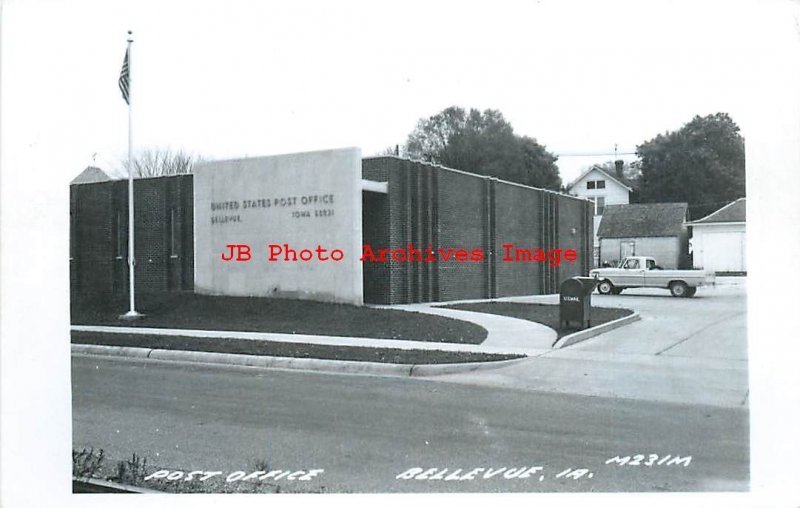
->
(71, 322, 553, 357)
(380, 304, 557, 349)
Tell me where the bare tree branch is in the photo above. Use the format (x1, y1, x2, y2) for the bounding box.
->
(120, 148, 203, 178)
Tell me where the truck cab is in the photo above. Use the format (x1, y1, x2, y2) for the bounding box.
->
(589, 256, 715, 297)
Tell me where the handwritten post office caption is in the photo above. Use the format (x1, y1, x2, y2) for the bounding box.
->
(144, 469, 324, 484)
(221, 243, 579, 267)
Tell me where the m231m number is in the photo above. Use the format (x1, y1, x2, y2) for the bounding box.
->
(605, 454, 691, 467)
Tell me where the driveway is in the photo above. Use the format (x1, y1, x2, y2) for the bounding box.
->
(431, 278, 748, 408)
(570, 278, 747, 360)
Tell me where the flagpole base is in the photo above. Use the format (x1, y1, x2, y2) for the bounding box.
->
(118, 310, 145, 321)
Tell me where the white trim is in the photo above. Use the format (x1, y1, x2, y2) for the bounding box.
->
(361, 179, 388, 194)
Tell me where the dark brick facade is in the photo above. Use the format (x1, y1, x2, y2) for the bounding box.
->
(361, 157, 592, 304)
(70, 175, 194, 310)
(70, 158, 591, 308)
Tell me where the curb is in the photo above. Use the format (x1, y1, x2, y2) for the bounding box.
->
(551, 312, 641, 348)
(71, 344, 529, 378)
(409, 356, 529, 376)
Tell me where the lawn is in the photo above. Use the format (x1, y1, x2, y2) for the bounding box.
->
(71, 331, 521, 365)
(72, 292, 487, 344)
(442, 302, 633, 338)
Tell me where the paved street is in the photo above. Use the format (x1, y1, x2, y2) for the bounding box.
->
(72, 355, 748, 493)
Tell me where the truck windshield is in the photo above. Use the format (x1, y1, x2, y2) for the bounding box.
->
(625, 259, 640, 269)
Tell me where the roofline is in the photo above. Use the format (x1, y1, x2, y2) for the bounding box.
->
(599, 233, 683, 239)
(70, 172, 193, 185)
(686, 197, 746, 224)
(364, 155, 587, 202)
(603, 202, 689, 211)
(565, 165, 633, 192)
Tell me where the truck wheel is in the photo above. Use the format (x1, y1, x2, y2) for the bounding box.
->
(669, 281, 688, 297)
(597, 280, 614, 295)
(685, 287, 697, 297)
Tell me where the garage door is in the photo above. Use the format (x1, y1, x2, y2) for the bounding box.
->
(702, 231, 746, 272)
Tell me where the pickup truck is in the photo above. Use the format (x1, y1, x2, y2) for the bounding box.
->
(589, 256, 715, 297)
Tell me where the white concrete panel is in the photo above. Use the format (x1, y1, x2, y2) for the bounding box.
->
(193, 148, 363, 304)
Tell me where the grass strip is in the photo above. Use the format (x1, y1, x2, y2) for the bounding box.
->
(72, 331, 522, 365)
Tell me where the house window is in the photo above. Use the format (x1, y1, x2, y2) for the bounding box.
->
(596, 180, 606, 189)
(586, 181, 596, 190)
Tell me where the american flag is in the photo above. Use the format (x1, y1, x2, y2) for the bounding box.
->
(118, 48, 130, 104)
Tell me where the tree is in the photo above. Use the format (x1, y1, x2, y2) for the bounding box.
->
(374, 145, 402, 157)
(637, 113, 745, 219)
(121, 148, 203, 178)
(404, 106, 561, 190)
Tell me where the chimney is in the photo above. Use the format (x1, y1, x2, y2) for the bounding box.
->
(614, 159, 624, 178)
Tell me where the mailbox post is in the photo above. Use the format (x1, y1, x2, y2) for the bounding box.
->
(559, 277, 599, 330)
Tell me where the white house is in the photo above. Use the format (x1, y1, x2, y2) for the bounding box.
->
(686, 198, 746, 273)
(566, 162, 632, 266)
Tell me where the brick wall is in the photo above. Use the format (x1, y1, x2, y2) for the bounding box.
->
(435, 169, 487, 301)
(557, 192, 593, 281)
(70, 181, 117, 306)
(70, 175, 194, 311)
(362, 157, 592, 304)
(493, 182, 543, 297)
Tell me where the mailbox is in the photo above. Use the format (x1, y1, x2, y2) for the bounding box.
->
(559, 277, 599, 330)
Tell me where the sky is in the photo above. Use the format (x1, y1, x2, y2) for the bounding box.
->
(3, 0, 790, 185)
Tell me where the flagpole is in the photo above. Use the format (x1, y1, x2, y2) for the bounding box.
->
(121, 30, 142, 319)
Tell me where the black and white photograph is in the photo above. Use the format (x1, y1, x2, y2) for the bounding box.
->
(2, 0, 800, 506)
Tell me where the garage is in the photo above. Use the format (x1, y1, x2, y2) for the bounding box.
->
(687, 198, 746, 274)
